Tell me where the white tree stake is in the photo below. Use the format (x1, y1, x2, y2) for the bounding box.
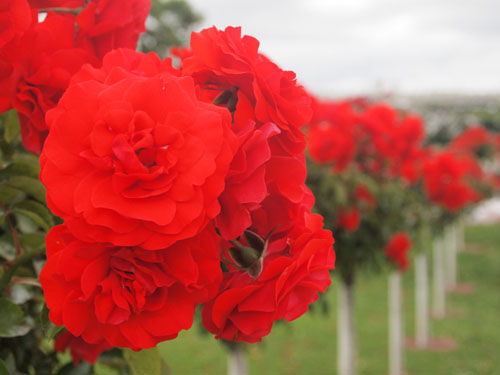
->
(228, 345, 247, 375)
(338, 277, 356, 375)
(415, 252, 429, 348)
(457, 218, 465, 252)
(389, 271, 404, 375)
(432, 237, 446, 318)
(444, 227, 457, 289)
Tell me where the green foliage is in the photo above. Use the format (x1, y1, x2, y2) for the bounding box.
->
(124, 348, 169, 375)
(0, 111, 64, 374)
(0, 298, 31, 338)
(140, 0, 202, 58)
(0, 359, 8, 375)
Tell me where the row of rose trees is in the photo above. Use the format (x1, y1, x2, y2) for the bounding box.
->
(306, 98, 500, 375)
(0, 1, 499, 375)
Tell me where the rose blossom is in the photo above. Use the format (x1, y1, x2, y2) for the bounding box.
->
(40, 50, 237, 248)
(174, 26, 314, 241)
(336, 207, 360, 232)
(54, 330, 112, 364)
(179, 26, 312, 147)
(41, 224, 222, 349)
(202, 212, 334, 343)
(385, 232, 412, 271)
(1, 0, 150, 153)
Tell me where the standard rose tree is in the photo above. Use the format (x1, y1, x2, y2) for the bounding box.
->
(306, 99, 424, 375)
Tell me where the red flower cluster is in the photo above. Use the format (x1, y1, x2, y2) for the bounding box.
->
(307, 100, 425, 184)
(385, 232, 412, 271)
(423, 150, 482, 212)
(0, 0, 150, 153)
(449, 125, 491, 156)
(40, 27, 335, 351)
(308, 101, 356, 172)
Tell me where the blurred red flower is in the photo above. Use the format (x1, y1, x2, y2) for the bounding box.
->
(385, 232, 412, 271)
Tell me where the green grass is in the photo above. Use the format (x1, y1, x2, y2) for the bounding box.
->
(157, 223, 500, 374)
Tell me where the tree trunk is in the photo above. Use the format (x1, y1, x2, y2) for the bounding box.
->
(432, 237, 446, 318)
(415, 252, 429, 348)
(338, 274, 357, 375)
(389, 271, 404, 375)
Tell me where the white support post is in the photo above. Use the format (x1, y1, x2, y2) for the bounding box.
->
(457, 219, 465, 252)
(444, 227, 457, 289)
(432, 237, 446, 318)
(338, 278, 356, 375)
(415, 252, 429, 348)
(228, 344, 247, 375)
(389, 271, 404, 375)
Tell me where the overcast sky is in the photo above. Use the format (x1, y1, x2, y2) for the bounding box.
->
(188, 0, 500, 97)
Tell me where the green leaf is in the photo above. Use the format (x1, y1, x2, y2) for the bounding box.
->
(18, 233, 46, 251)
(0, 297, 31, 337)
(0, 160, 40, 180)
(124, 347, 167, 375)
(13, 200, 54, 228)
(9, 284, 33, 304)
(0, 359, 8, 375)
(4, 176, 46, 203)
(57, 362, 92, 375)
(0, 240, 16, 261)
(13, 208, 50, 231)
(0, 184, 22, 205)
(3, 110, 20, 144)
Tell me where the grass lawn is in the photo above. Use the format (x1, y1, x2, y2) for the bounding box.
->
(156, 223, 500, 374)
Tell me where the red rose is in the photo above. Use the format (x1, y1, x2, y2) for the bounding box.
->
(76, 0, 150, 59)
(41, 224, 222, 349)
(202, 213, 334, 343)
(1, 0, 150, 153)
(354, 184, 376, 208)
(12, 12, 100, 153)
(423, 151, 481, 212)
(215, 120, 281, 240)
(307, 119, 355, 172)
(385, 232, 412, 271)
(336, 207, 360, 232)
(174, 27, 314, 242)
(0, 0, 31, 48)
(0, 0, 32, 113)
(180, 26, 312, 149)
(2, 10, 99, 153)
(41, 51, 237, 248)
(54, 330, 112, 364)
